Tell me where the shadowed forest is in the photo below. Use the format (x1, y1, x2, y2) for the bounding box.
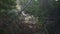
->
(0, 0, 60, 34)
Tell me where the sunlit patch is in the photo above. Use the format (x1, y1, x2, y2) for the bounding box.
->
(55, 0, 58, 1)
(16, 5, 21, 11)
(16, 0, 21, 11)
